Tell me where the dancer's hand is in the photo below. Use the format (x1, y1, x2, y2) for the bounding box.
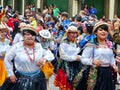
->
(115, 56, 120, 63)
(76, 55, 81, 61)
(36, 58, 47, 67)
(10, 75, 17, 83)
(93, 60, 102, 67)
(113, 65, 118, 72)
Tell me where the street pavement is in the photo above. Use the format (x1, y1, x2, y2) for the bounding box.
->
(116, 84, 120, 90)
(49, 75, 59, 90)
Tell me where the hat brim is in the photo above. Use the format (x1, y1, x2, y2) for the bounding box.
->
(18, 26, 26, 28)
(39, 32, 51, 39)
(21, 27, 37, 35)
(67, 30, 78, 33)
(93, 22, 108, 32)
(18, 23, 26, 28)
(66, 26, 78, 33)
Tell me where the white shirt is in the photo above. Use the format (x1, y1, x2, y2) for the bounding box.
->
(81, 45, 116, 66)
(0, 39, 10, 57)
(4, 41, 54, 77)
(59, 42, 80, 62)
(12, 33, 23, 44)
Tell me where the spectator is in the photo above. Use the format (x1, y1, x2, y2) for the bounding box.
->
(29, 16, 37, 28)
(36, 20, 44, 32)
(52, 4, 60, 17)
(83, 4, 89, 15)
(89, 5, 97, 15)
(61, 12, 70, 30)
(113, 21, 120, 44)
(37, 29, 55, 90)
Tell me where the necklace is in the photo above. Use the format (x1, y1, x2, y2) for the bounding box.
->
(24, 44, 35, 62)
(98, 44, 108, 48)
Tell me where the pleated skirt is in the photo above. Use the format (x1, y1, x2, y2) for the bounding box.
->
(93, 67, 115, 90)
(1, 71, 46, 90)
(76, 66, 115, 90)
(54, 60, 83, 90)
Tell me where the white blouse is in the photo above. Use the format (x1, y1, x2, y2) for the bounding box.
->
(4, 41, 54, 77)
(0, 39, 10, 57)
(12, 33, 23, 44)
(59, 42, 80, 62)
(81, 45, 116, 66)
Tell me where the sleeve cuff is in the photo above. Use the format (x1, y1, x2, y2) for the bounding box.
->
(8, 71, 14, 77)
(71, 56, 77, 61)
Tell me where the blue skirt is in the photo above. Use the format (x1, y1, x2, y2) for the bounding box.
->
(1, 71, 46, 90)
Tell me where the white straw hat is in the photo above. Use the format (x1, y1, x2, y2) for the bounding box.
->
(66, 26, 78, 33)
(93, 21, 108, 32)
(21, 26, 37, 35)
(19, 22, 27, 28)
(39, 30, 51, 39)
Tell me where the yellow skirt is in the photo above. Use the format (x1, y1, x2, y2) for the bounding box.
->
(0, 60, 8, 86)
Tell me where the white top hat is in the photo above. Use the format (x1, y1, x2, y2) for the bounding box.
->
(39, 30, 51, 39)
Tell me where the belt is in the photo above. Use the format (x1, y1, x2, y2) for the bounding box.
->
(17, 70, 41, 77)
(101, 63, 110, 67)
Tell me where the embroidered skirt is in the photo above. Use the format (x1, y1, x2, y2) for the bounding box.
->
(0, 60, 8, 86)
(75, 66, 90, 90)
(54, 60, 83, 90)
(1, 70, 46, 90)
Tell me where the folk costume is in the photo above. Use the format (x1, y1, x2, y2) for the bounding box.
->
(81, 40, 116, 90)
(2, 26, 54, 90)
(0, 38, 10, 86)
(54, 26, 82, 90)
(0, 8, 10, 86)
(81, 22, 116, 90)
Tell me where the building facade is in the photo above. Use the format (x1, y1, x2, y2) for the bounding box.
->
(0, 0, 119, 19)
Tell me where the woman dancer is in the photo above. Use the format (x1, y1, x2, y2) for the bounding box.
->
(0, 23, 11, 87)
(81, 22, 118, 90)
(2, 26, 54, 90)
(54, 26, 82, 90)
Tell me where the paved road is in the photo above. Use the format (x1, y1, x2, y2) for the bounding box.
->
(49, 75, 59, 90)
(116, 84, 120, 90)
